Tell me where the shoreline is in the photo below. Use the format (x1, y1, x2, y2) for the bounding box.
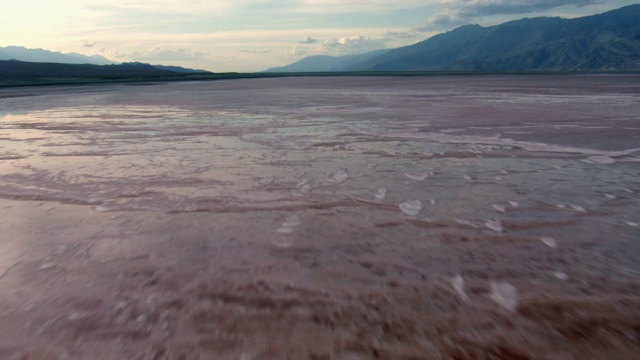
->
(2, 71, 639, 91)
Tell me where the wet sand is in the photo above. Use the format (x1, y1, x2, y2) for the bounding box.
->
(1, 75, 640, 359)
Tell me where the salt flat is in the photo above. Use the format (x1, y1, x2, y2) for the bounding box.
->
(1, 75, 639, 359)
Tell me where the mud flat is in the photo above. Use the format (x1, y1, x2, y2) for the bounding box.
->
(1, 75, 640, 359)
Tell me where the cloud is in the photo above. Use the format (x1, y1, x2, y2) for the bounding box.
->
(292, 0, 436, 13)
(240, 49, 272, 53)
(286, 46, 309, 57)
(297, 36, 317, 44)
(420, 0, 606, 30)
(124, 47, 210, 62)
(451, 0, 604, 17)
(82, 41, 96, 48)
(286, 31, 419, 58)
(320, 35, 388, 55)
(385, 31, 417, 39)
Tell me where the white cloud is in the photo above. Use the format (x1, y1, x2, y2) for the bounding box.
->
(282, 30, 425, 59)
(240, 49, 272, 53)
(84, 1, 241, 15)
(122, 47, 210, 62)
(320, 35, 388, 55)
(292, 0, 435, 13)
(298, 37, 317, 44)
(286, 46, 309, 57)
(386, 31, 418, 39)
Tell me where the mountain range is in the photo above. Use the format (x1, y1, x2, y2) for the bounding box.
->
(0, 60, 215, 87)
(0, 46, 210, 74)
(0, 46, 114, 65)
(267, 5, 640, 72)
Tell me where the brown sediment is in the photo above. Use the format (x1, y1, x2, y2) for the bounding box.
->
(3, 196, 638, 359)
(501, 219, 578, 230)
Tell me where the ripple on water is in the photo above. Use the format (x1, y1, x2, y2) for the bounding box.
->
(374, 187, 387, 201)
(325, 169, 349, 184)
(399, 200, 422, 217)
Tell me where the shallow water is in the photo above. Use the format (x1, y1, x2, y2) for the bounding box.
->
(1, 75, 640, 359)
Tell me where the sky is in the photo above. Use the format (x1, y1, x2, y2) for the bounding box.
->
(1, 0, 637, 72)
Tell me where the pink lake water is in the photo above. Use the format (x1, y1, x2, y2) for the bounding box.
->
(1, 75, 640, 359)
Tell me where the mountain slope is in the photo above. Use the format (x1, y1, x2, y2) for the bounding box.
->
(270, 5, 640, 72)
(265, 49, 389, 72)
(151, 64, 211, 74)
(0, 46, 115, 65)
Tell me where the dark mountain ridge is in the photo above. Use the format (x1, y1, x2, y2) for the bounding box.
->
(0, 60, 213, 87)
(0, 46, 211, 75)
(267, 5, 640, 72)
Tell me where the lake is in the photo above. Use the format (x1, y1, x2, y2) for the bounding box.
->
(1, 75, 639, 359)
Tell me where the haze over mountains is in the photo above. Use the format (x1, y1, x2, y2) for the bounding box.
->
(0, 44, 215, 86)
(0, 46, 210, 78)
(0, 46, 114, 65)
(267, 5, 640, 72)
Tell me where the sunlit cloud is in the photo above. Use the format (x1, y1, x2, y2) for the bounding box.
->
(286, 46, 310, 57)
(298, 37, 318, 44)
(240, 49, 272, 53)
(124, 47, 210, 62)
(320, 35, 388, 55)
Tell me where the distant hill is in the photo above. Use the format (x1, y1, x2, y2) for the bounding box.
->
(266, 49, 389, 72)
(266, 5, 640, 72)
(151, 64, 211, 74)
(0, 46, 211, 74)
(0, 46, 115, 65)
(0, 60, 212, 85)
